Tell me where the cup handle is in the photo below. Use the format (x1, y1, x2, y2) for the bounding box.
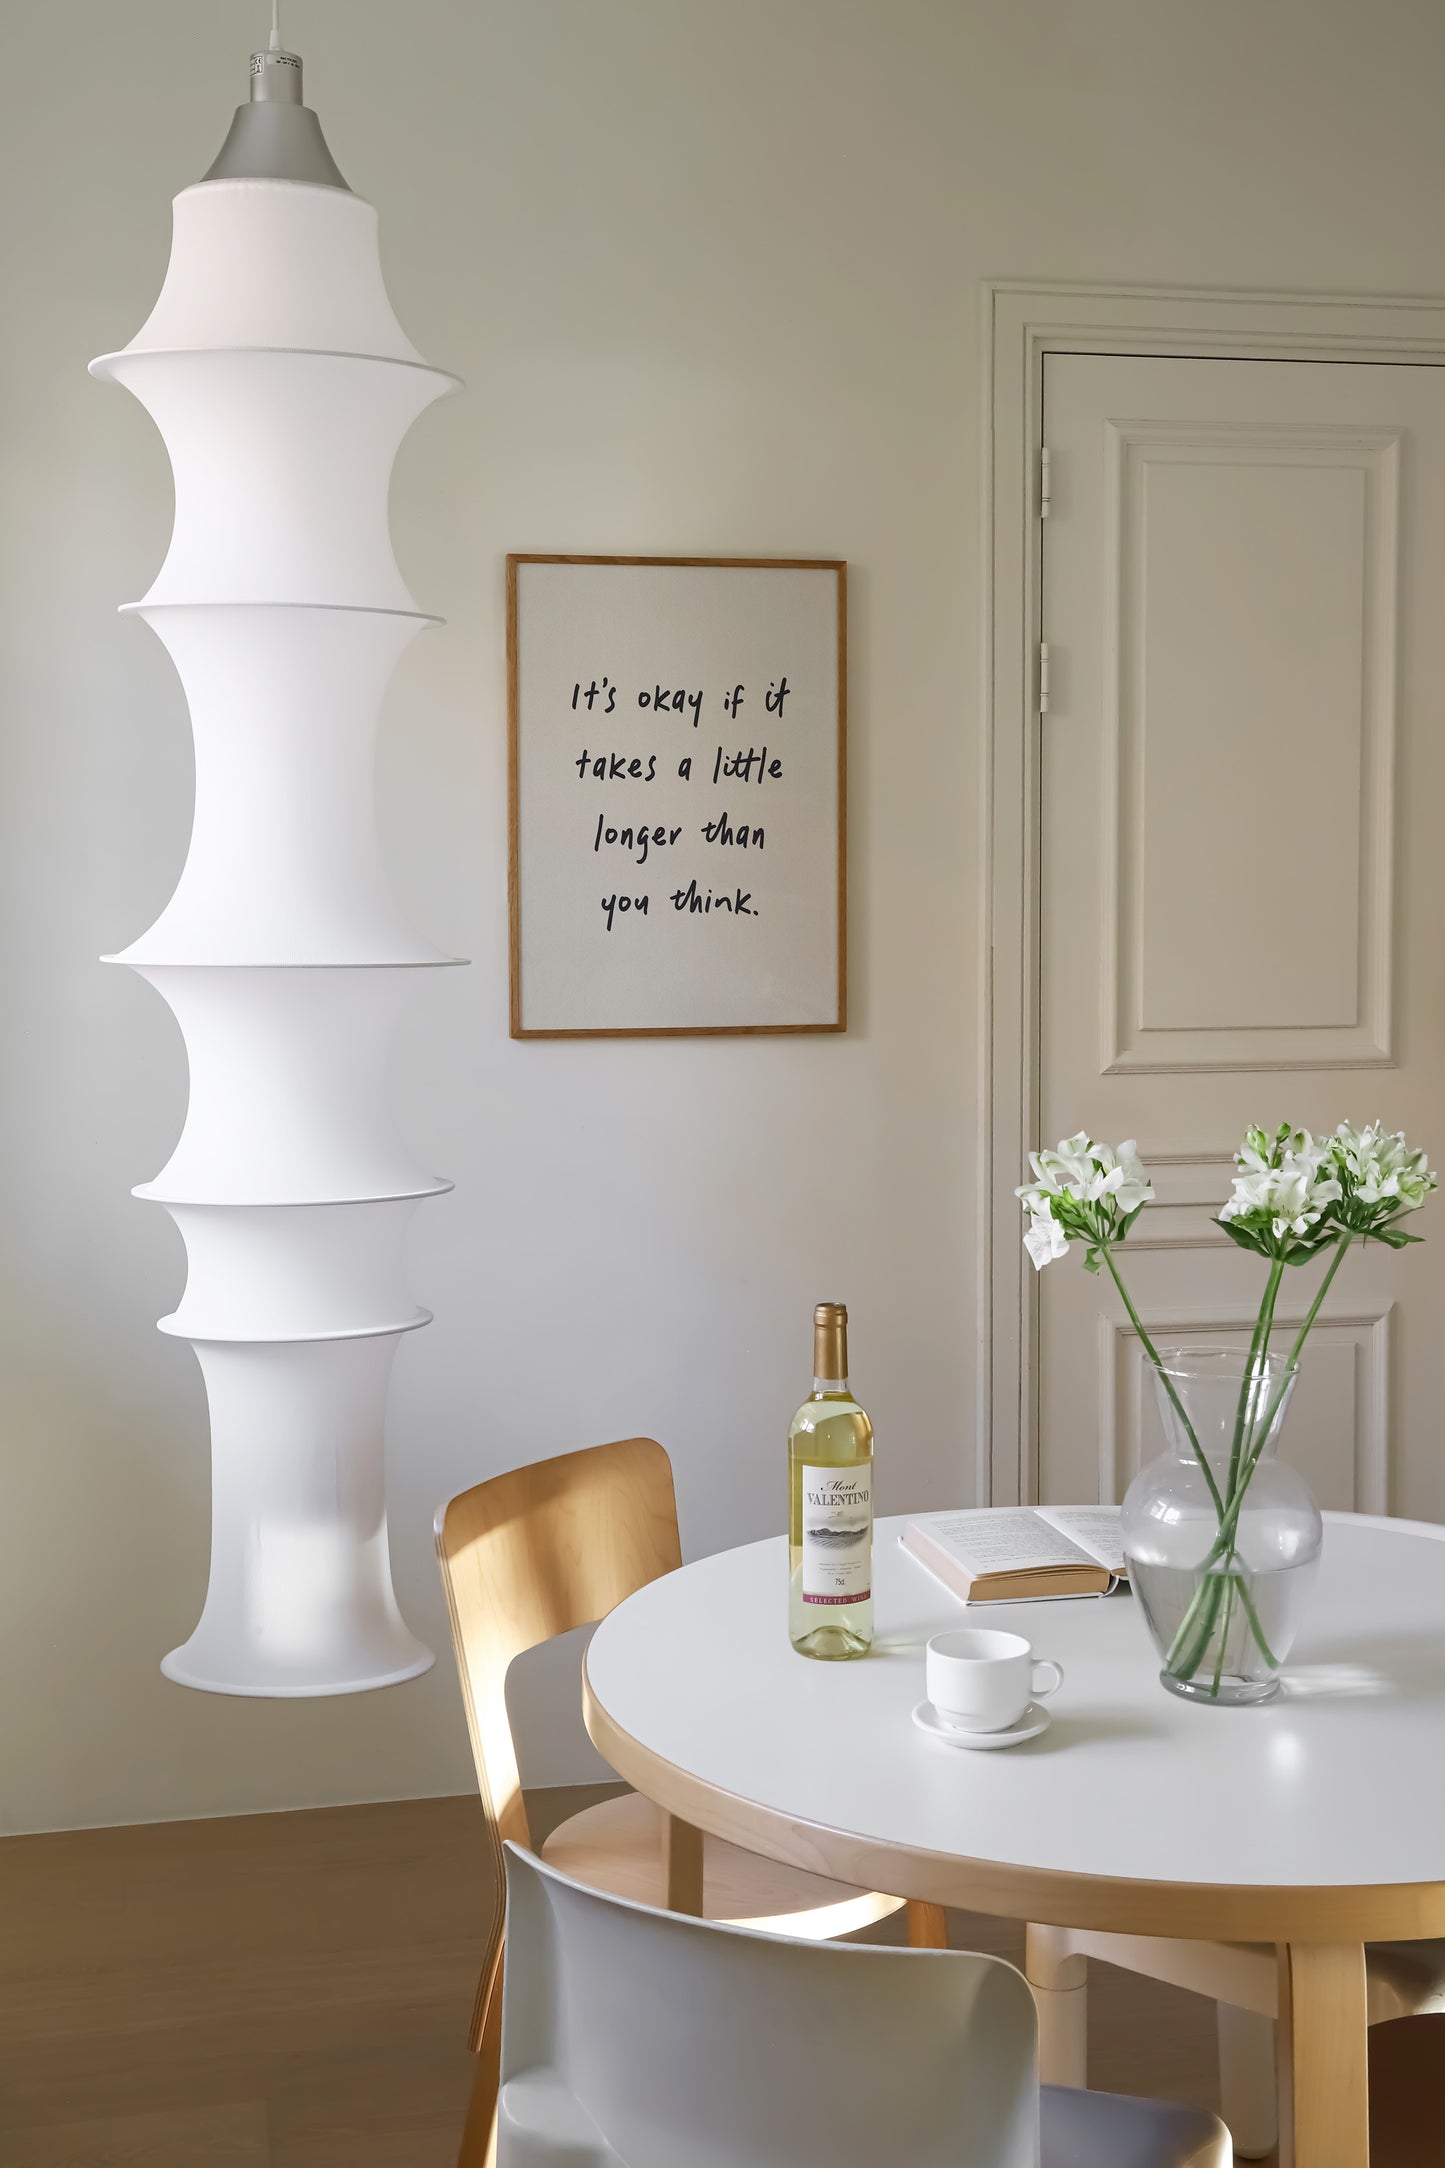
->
(1030, 1658, 1063, 1700)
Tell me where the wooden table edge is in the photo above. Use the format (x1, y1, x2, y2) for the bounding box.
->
(583, 1663, 1445, 1943)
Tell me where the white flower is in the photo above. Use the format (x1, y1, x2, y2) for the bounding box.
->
(1019, 1131, 1094, 1206)
(1023, 1202, 1071, 1272)
(1331, 1121, 1436, 1215)
(1105, 1138, 1153, 1217)
(1233, 1123, 1325, 1178)
(1021, 1133, 1151, 1213)
(1217, 1124, 1341, 1253)
(1220, 1161, 1335, 1241)
(1016, 1134, 1154, 1270)
(1236, 1130, 1276, 1176)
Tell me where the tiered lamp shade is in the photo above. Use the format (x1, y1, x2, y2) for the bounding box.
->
(90, 40, 460, 1695)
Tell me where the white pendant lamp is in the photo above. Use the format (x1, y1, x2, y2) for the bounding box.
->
(91, 13, 460, 1695)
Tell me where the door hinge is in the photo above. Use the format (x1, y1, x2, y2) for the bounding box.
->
(1039, 446, 1052, 520)
(1038, 641, 1051, 714)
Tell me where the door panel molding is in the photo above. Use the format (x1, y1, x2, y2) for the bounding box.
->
(1126, 1152, 1235, 1251)
(1100, 420, 1399, 1075)
(982, 281, 1445, 1506)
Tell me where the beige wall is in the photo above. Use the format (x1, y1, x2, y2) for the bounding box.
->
(3, 0, 1444, 1831)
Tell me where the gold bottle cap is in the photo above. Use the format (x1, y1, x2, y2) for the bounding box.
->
(813, 1303, 849, 1382)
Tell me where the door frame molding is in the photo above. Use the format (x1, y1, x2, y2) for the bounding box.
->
(980, 280, 1445, 1506)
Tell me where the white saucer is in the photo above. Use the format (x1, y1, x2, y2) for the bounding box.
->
(911, 1699, 1052, 1750)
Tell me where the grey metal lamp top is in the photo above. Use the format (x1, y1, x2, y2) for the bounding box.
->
(251, 46, 306, 106)
(201, 11, 350, 192)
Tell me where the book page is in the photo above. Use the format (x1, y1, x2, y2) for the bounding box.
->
(1036, 1505, 1126, 1576)
(915, 1509, 1100, 1573)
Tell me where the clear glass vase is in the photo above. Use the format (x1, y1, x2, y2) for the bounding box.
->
(1121, 1348, 1322, 1705)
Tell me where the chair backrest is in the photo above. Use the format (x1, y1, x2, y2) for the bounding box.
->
(436, 1439, 683, 2041)
(497, 1842, 1039, 2168)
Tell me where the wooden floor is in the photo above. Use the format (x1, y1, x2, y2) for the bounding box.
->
(0, 1794, 1436, 2165)
(0, 1797, 488, 2168)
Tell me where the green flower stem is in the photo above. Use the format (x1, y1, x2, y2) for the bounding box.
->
(1194, 1569, 1279, 1699)
(1101, 1248, 1225, 1522)
(1097, 1227, 1243, 1678)
(1170, 1559, 1268, 1685)
(1195, 1230, 1354, 1572)
(1210, 1576, 1235, 1697)
(1239, 1230, 1353, 1479)
(1166, 1334, 1274, 1682)
(1226, 1261, 1283, 1507)
(1164, 1233, 1352, 1682)
(1167, 1568, 1226, 1681)
(1232, 1569, 1279, 1669)
(1159, 1269, 1273, 1680)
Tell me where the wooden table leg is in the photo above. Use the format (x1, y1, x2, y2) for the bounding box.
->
(1276, 1941, 1369, 2168)
(908, 1901, 948, 1948)
(663, 1811, 704, 1915)
(1024, 1924, 1088, 2089)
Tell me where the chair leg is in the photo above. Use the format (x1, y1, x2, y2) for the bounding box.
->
(1218, 2001, 1278, 2159)
(908, 1901, 948, 1948)
(457, 1956, 503, 2168)
(1025, 1923, 1088, 2088)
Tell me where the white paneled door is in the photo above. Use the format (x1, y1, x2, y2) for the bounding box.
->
(1038, 352, 1445, 1517)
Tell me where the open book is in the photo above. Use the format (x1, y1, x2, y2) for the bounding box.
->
(901, 1506, 1127, 1604)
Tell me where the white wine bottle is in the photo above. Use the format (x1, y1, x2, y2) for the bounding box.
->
(789, 1303, 873, 1659)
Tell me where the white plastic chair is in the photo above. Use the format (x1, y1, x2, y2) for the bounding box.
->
(498, 1843, 1230, 2168)
(1026, 1923, 1445, 2157)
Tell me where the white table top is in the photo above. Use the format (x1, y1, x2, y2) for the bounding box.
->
(584, 1512, 1445, 1912)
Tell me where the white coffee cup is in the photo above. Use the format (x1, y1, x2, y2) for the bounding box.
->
(925, 1628, 1064, 1733)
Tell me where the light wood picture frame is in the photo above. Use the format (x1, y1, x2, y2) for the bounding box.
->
(507, 554, 847, 1038)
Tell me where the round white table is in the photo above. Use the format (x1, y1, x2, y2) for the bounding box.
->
(584, 1510, 1445, 2168)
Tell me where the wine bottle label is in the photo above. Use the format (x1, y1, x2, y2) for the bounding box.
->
(800, 1466, 872, 1605)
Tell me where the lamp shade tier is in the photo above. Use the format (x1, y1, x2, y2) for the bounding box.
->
(95, 181, 432, 363)
(113, 606, 450, 966)
(130, 964, 451, 1209)
(159, 1198, 434, 1344)
(161, 1333, 433, 1697)
(96, 350, 450, 612)
(96, 166, 459, 1695)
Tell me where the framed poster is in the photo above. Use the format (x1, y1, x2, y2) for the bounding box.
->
(508, 555, 846, 1037)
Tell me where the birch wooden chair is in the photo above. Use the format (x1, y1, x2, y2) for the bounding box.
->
(436, 1437, 916, 2168)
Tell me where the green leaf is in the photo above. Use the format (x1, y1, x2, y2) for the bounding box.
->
(1367, 1224, 1424, 1249)
(1214, 1217, 1271, 1257)
(1083, 1245, 1103, 1274)
(1281, 1234, 1338, 1265)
